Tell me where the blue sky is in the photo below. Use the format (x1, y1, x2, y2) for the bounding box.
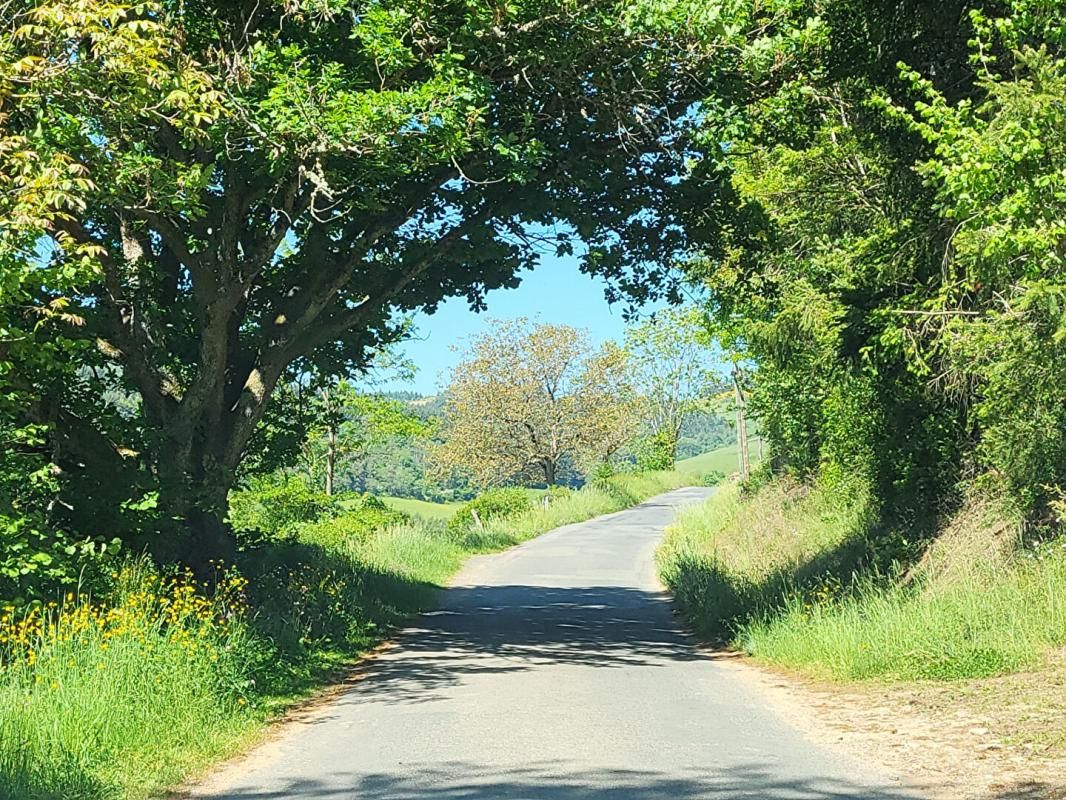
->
(378, 254, 666, 394)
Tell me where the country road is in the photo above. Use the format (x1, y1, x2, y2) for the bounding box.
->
(193, 487, 920, 800)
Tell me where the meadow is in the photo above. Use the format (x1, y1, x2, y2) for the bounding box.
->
(675, 436, 763, 477)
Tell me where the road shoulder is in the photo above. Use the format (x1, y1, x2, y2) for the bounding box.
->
(703, 650, 1066, 800)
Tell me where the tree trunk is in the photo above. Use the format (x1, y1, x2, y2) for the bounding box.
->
(325, 424, 336, 496)
(543, 459, 557, 486)
(155, 427, 237, 578)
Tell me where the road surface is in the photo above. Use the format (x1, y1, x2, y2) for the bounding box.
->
(197, 487, 920, 800)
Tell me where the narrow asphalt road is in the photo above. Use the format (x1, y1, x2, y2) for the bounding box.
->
(196, 487, 920, 800)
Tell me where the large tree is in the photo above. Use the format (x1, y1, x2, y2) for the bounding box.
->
(432, 320, 639, 486)
(0, 0, 704, 564)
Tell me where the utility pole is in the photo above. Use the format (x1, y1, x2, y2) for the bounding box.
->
(732, 365, 750, 480)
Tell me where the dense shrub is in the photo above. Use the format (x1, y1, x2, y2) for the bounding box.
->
(699, 471, 726, 487)
(635, 430, 676, 471)
(296, 495, 409, 549)
(447, 487, 531, 534)
(228, 476, 338, 545)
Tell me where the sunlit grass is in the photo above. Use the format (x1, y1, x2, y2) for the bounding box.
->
(467, 471, 696, 550)
(740, 552, 1066, 681)
(0, 564, 258, 799)
(658, 481, 1066, 681)
(379, 496, 462, 521)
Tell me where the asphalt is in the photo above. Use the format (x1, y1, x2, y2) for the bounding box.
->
(197, 486, 921, 800)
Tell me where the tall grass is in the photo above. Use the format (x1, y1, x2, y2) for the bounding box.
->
(0, 470, 694, 800)
(0, 564, 256, 799)
(741, 549, 1066, 681)
(656, 481, 873, 640)
(658, 480, 1066, 681)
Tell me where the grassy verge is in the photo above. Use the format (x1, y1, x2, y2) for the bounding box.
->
(658, 480, 1066, 682)
(0, 470, 694, 800)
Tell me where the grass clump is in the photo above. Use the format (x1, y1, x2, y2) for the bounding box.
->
(447, 487, 532, 535)
(658, 479, 1066, 682)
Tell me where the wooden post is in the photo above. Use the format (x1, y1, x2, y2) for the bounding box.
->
(325, 424, 336, 496)
(470, 508, 484, 530)
(733, 365, 750, 480)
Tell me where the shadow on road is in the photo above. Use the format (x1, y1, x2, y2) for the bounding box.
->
(200, 761, 923, 799)
(317, 584, 698, 707)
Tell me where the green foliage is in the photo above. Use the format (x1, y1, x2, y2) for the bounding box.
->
(665, 0, 1066, 541)
(623, 305, 726, 462)
(677, 411, 734, 460)
(299, 381, 430, 495)
(380, 496, 461, 521)
(228, 476, 338, 546)
(1, 0, 705, 560)
(297, 495, 409, 549)
(0, 419, 123, 604)
(699, 471, 727, 487)
(447, 488, 532, 534)
(635, 430, 678, 471)
(0, 515, 121, 607)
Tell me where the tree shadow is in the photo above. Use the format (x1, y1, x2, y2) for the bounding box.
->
(665, 528, 877, 643)
(305, 582, 700, 708)
(233, 537, 448, 699)
(199, 761, 924, 799)
(0, 757, 116, 800)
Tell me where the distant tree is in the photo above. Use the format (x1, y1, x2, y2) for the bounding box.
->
(302, 382, 428, 496)
(676, 411, 734, 460)
(432, 320, 638, 487)
(573, 342, 644, 471)
(624, 306, 726, 464)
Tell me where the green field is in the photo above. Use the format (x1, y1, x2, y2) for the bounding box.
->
(382, 496, 462, 520)
(676, 437, 763, 475)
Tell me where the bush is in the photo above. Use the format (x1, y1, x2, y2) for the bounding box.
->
(228, 476, 338, 545)
(0, 513, 122, 607)
(297, 495, 409, 549)
(447, 487, 531, 534)
(699, 471, 726, 487)
(635, 431, 676, 471)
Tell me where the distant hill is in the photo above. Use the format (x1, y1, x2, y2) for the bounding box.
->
(677, 437, 764, 475)
(677, 411, 733, 459)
